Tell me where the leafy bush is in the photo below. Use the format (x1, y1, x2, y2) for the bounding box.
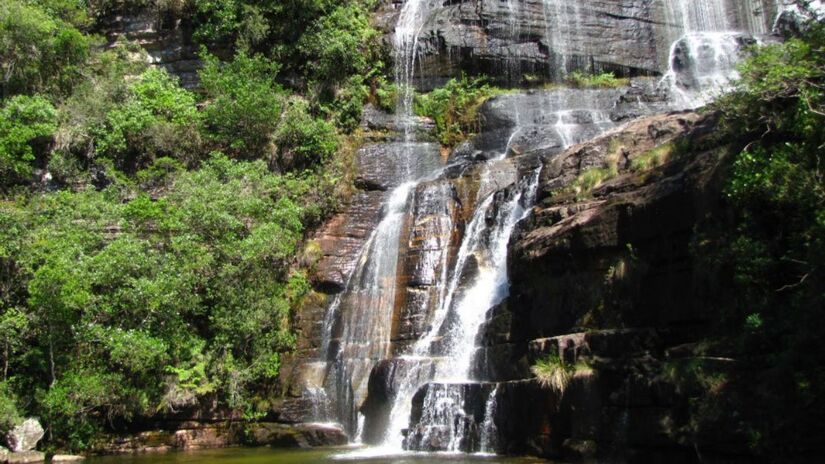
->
(690, 22, 825, 456)
(0, 0, 91, 97)
(415, 77, 505, 146)
(199, 51, 284, 159)
(274, 98, 339, 170)
(0, 0, 359, 451)
(567, 71, 629, 89)
(374, 77, 398, 113)
(298, 3, 378, 87)
(0, 95, 58, 184)
(0, 381, 21, 431)
(93, 68, 201, 169)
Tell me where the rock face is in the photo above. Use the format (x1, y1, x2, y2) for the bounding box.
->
(510, 111, 717, 339)
(100, 8, 218, 89)
(462, 110, 742, 459)
(400, 110, 746, 460)
(375, 0, 779, 87)
(6, 419, 44, 453)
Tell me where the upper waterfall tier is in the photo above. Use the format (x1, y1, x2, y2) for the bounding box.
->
(373, 0, 780, 87)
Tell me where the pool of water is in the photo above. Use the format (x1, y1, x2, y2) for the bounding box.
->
(86, 447, 553, 464)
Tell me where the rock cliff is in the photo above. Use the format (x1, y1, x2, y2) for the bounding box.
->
(374, 0, 779, 87)
(456, 110, 749, 460)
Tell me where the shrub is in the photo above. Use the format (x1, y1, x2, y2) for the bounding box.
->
(567, 71, 629, 89)
(0, 381, 21, 431)
(274, 98, 339, 171)
(199, 51, 284, 159)
(0, 95, 58, 185)
(415, 77, 505, 146)
(531, 352, 592, 392)
(0, 0, 91, 97)
(374, 77, 398, 113)
(298, 3, 378, 87)
(93, 68, 201, 170)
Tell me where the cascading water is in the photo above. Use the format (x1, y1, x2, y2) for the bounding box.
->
(322, 183, 415, 434)
(376, 84, 626, 452)
(541, 0, 585, 78)
(661, 0, 779, 108)
(394, 0, 436, 141)
(311, 0, 441, 437)
(478, 385, 500, 454)
(387, 165, 542, 453)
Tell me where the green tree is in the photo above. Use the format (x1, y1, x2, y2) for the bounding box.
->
(94, 68, 202, 170)
(274, 98, 338, 171)
(199, 51, 283, 159)
(0, 95, 58, 185)
(0, 0, 90, 97)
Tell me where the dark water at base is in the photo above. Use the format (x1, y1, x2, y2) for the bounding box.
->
(87, 447, 552, 464)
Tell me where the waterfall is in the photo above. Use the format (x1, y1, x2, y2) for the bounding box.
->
(311, 0, 442, 437)
(393, 166, 542, 452)
(541, 0, 585, 78)
(394, 0, 435, 141)
(661, 0, 779, 108)
(478, 385, 500, 454)
(308, 0, 779, 455)
(320, 182, 415, 433)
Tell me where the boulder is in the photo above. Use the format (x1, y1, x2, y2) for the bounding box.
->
(245, 423, 347, 448)
(6, 419, 44, 453)
(5, 451, 45, 464)
(50, 456, 84, 462)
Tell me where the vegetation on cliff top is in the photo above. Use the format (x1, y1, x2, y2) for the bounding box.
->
(0, 0, 381, 451)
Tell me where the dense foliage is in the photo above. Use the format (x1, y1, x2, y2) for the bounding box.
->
(0, 0, 375, 450)
(690, 22, 825, 457)
(415, 77, 505, 147)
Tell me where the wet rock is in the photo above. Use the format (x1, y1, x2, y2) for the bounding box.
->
(246, 423, 347, 448)
(376, 0, 663, 86)
(468, 86, 662, 161)
(354, 142, 442, 193)
(361, 358, 440, 444)
(361, 104, 400, 132)
(374, 1, 779, 87)
(312, 191, 387, 292)
(393, 179, 462, 346)
(6, 419, 44, 453)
